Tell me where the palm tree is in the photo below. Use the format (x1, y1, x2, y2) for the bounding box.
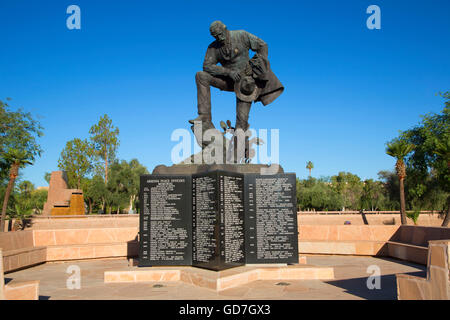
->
(433, 134, 450, 227)
(306, 161, 314, 177)
(0, 149, 33, 232)
(386, 139, 415, 225)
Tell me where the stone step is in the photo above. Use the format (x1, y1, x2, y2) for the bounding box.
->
(104, 263, 334, 291)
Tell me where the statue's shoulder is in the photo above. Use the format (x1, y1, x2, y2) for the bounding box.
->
(230, 30, 252, 42)
(232, 30, 249, 37)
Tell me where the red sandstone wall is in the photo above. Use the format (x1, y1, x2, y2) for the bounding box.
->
(298, 213, 444, 226)
(28, 212, 444, 230)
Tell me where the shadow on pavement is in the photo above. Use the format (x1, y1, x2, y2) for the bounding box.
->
(324, 271, 426, 300)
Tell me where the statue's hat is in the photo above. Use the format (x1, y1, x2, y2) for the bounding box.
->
(234, 76, 260, 102)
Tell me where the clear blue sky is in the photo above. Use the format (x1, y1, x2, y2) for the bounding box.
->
(1, 0, 449, 187)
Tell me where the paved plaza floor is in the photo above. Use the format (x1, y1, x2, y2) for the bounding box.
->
(5, 255, 426, 300)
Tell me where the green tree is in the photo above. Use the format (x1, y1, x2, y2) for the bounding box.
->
(433, 133, 450, 226)
(400, 92, 450, 226)
(18, 180, 35, 195)
(331, 172, 363, 210)
(306, 161, 314, 177)
(106, 161, 129, 214)
(0, 99, 43, 160)
(29, 188, 48, 215)
(377, 170, 400, 210)
(105, 159, 148, 214)
(44, 172, 51, 184)
(0, 99, 43, 231)
(1, 150, 34, 231)
(386, 138, 415, 225)
(89, 115, 120, 184)
(58, 138, 94, 189)
(406, 210, 420, 226)
(297, 177, 343, 211)
(13, 180, 35, 221)
(125, 159, 148, 213)
(83, 175, 107, 214)
(360, 179, 387, 211)
(9, 181, 46, 229)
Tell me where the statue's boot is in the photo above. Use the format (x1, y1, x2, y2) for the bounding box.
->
(190, 118, 217, 149)
(188, 115, 211, 125)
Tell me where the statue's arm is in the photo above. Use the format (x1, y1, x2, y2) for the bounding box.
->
(203, 46, 229, 77)
(243, 31, 268, 58)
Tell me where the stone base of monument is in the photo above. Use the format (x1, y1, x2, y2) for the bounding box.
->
(152, 163, 284, 175)
(128, 257, 307, 267)
(128, 256, 307, 267)
(105, 259, 334, 292)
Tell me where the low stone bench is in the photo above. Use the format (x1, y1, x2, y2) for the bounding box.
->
(0, 249, 39, 300)
(397, 240, 450, 299)
(34, 227, 139, 261)
(389, 225, 450, 247)
(298, 225, 396, 257)
(0, 228, 139, 273)
(46, 241, 138, 261)
(387, 226, 450, 265)
(386, 241, 428, 265)
(33, 228, 138, 246)
(298, 225, 450, 266)
(298, 240, 428, 264)
(0, 231, 46, 273)
(298, 240, 388, 256)
(2, 247, 47, 273)
(298, 225, 399, 242)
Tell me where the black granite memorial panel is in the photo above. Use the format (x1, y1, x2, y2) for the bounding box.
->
(139, 175, 192, 266)
(244, 173, 299, 264)
(192, 171, 245, 271)
(139, 170, 299, 270)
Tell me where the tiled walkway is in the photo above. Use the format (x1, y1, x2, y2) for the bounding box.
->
(5, 256, 426, 300)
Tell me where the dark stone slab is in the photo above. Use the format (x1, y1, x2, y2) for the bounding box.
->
(192, 171, 245, 271)
(244, 173, 299, 264)
(139, 168, 299, 271)
(139, 175, 192, 267)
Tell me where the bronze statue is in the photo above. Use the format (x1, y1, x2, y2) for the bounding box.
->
(189, 21, 284, 138)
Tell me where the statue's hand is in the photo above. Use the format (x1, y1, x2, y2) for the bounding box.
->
(229, 70, 241, 82)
